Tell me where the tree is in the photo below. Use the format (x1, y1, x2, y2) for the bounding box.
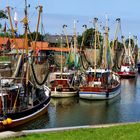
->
(77, 35, 82, 48)
(0, 10, 8, 19)
(80, 28, 103, 47)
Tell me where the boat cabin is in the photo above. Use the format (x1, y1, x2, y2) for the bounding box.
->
(49, 71, 76, 88)
(85, 69, 111, 87)
(121, 65, 134, 72)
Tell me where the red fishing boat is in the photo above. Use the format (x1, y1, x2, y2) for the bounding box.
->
(79, 17, 121, 100)
(117, 64, 136, 78)
(117, 35, 136, 78)
(79, 68, 120, 100)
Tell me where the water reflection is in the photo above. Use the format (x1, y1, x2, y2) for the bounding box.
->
(119, 76, 140, 122)
(77, 96, 121, 125)
(46, 96, 121, 128)
(47, 98, 80, 128)
(120, 78, 137, 104)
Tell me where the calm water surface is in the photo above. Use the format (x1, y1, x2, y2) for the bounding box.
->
(16, 74, 140, 130)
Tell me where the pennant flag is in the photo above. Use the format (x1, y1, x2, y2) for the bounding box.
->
(14, 11, 18, 29)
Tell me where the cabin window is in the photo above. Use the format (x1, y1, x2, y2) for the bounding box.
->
(87, 72, 102, 78)
(56, 75, 61, 79)
(62, 75, 68, 79)
(96, 73, 102, 78)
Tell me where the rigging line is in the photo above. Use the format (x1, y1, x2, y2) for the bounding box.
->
(30, 62, 49, 86)
(80, 52, 89, 70)
(41, 13, 46, 35)
(29, 10, 37, 21)
(80, 56, 86, 70)
(40, 11, 45, 42)
(82, 50, 91, 65)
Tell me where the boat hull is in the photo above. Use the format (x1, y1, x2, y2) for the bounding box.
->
(117, 71, 136, 78)
(0, 87, 51, 131)
(79, 84, 121, 100)
(51, 89, 78, 98)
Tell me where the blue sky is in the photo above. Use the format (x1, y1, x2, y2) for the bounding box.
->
(0, 0, 140, 43)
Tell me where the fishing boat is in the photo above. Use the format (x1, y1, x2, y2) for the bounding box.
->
(0, 79, 50, 131)
(117, 35, 136, 78)
(49, 71, 78, 97)
(79, 68, 120, 100)
(79, 17, 121, 100)
(0, 2, 51, 131)
(48, 22, 80, 98)
(117, 64, 136, 78)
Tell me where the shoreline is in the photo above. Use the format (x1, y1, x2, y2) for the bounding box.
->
(1, 121, 140, 139)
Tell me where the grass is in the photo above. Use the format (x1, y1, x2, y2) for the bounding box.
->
(5, 123, 140, 140)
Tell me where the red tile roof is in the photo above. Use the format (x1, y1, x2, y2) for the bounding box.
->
(0, 37, 70, 52)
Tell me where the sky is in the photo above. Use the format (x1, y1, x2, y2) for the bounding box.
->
(0, 0, 140, 44)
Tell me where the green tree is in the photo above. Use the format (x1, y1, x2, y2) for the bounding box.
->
(81, 28, 103, 48)
(77, 35, 82, 49)
(0, 10, 8, 19)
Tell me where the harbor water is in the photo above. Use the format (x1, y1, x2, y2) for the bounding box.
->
(15, 73, 140, 131)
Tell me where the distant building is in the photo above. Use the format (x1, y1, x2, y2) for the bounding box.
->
(0, 37, 70, 53)
(44, 34, 73, 48)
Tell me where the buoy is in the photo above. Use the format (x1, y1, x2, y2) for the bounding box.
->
(2, 120, 7, 125)
(6, 118, 12, 124)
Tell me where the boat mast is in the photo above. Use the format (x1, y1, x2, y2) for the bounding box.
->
(6, 6, 18, 54)
(128, 33, 131, 64)
(103, 15, 109, 69)
(24, 0, 28, 55)
(60, 35, 63, 79)
(73, 20, 77, 55)
(23, 0, 30, 95)
(111, 18, 121, 66)
(81, 24, 87, 50)
(63, 24, 70, 50)
(93, 18, 98, 72)
(128, 34, 135, 65)
(34, 5, 43, 53)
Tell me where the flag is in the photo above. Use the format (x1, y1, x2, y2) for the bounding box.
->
(3, 22, 6, 33)
(14, 11, 18, 29)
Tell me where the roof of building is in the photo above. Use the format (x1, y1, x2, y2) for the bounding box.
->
(44, 35, 73, 44)
(0, 37, 70, 52)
